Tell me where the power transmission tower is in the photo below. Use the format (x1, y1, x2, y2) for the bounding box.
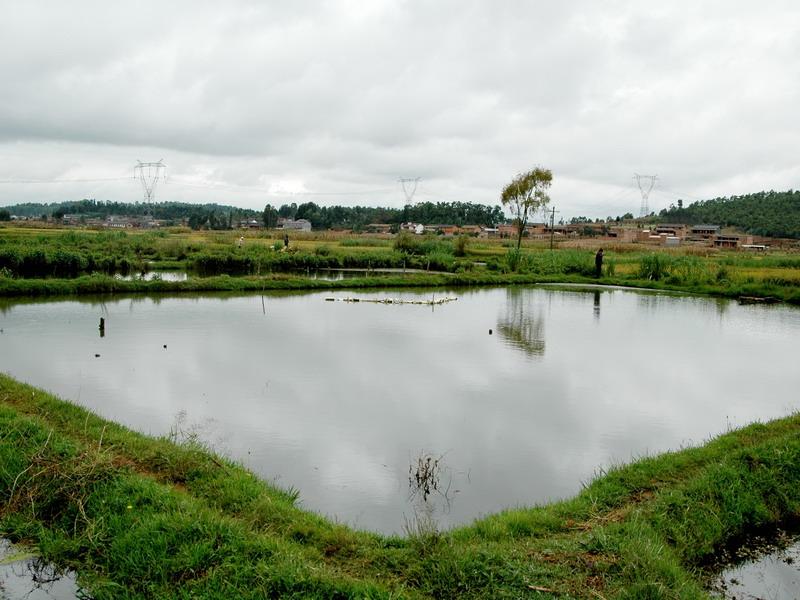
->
(134, 160, 167, 204)
(399, 177, 420, 204)
(634, 174, 657, 218)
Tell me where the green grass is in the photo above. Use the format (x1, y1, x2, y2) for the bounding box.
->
(2, 374, 800, 598)
(1, 227, 799, 304)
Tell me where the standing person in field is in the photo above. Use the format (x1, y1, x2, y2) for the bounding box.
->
(595, 248, 604, 278)
(284, 233, 289, 249)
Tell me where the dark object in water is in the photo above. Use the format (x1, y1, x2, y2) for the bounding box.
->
(94, 353, 100, 358)
(738, 296, 780, 305)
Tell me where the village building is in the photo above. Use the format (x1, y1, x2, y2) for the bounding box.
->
(365, 223, 392, 234)
(690, 224, 721, 239)
(654, 223, 688, 238)
(238, 219, 261, 229)
(277, 218, 312, 232)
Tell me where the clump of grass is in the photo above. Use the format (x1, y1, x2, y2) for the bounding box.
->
(638, 253, 671, 280)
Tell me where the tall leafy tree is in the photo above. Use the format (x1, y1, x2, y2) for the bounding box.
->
(501, 167, 553, 250)
(262, 204, 279, 228)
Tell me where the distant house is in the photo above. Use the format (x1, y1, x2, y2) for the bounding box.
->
(655, 223, 688, 237)
(691, 225, 720, 239)
(497, 224, 516, 238)
(365, 223, 392, 234)
(459, 225, 481, 236)
(239, 219, 261, 229)
(400, 222, 425, 234)
(278, 218, 312, 232)
(105, 216, 133, 229)
(525, 222, 548, 235)
(714, 234, 753, 248)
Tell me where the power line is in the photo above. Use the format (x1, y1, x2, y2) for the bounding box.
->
(0, 177, 129, 184)
(168, 177, 394, 196)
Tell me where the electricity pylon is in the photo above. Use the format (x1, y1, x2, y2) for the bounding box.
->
(634, 173, 657, 218)
(134, 160, 167, 203)
(399, 177, 420, 204)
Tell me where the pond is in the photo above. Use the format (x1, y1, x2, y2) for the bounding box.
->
(1, 286, 799, 535)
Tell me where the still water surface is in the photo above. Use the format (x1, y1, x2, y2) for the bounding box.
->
(1, 286, 799, 534)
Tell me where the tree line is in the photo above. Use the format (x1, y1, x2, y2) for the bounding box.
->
(265, 200, 505, 230)
(2, 198, 506, 231)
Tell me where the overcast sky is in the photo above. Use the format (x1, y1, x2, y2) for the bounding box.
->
(1, 1, 798, 218)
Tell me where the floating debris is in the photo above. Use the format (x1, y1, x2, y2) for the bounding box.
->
(324, 296, 458, 306)
(738, 295, 780, 305)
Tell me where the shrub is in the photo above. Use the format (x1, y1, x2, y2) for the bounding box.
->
(394, 231, 421, 254)
(453, 235, 469, 257)
(505, 248, 522, 272)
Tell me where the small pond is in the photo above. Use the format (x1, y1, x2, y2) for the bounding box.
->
(709, 531, 800, 599)
(1, 286, 799, 535)
(0, 540, 82, 600)
(111, 267, 425, 281)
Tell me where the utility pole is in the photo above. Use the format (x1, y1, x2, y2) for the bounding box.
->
(549, 205, 559, 250)
(634, 174, 657, 218)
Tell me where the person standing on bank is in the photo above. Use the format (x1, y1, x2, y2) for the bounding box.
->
(595, 248, 604, 278)
(284, 233, 289, 249)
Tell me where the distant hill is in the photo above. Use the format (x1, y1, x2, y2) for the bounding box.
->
(659, 190, 800, 239)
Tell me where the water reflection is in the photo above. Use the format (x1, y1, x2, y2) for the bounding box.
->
(593, 290, 601, 320)
(0, 540, 82, 599)
(496, 288, 546, 357)
(1, 287, 799, 535)
(710, 532, 800, 599)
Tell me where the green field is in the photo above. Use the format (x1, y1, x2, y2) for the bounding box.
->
(1, 225, 799, 304)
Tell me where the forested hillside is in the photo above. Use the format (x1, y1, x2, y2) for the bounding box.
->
(659, 190, 800, 238)
(1, 199, 258, 222)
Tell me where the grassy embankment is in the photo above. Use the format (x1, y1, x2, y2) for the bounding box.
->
(2, 373, 800, 598)
(1, 226, 799, 303)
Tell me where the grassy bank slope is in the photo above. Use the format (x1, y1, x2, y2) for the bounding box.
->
(2, 271, 800, 306)
(2, 375, 800, 598)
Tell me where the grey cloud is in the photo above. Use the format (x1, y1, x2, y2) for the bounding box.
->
(1, 1, 798, 215)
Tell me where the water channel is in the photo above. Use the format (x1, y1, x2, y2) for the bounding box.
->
(1, 286, 799, 536)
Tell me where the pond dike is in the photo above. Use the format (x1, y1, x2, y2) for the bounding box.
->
(1, 271, 799, 307)
(1, 372, 799, 598)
